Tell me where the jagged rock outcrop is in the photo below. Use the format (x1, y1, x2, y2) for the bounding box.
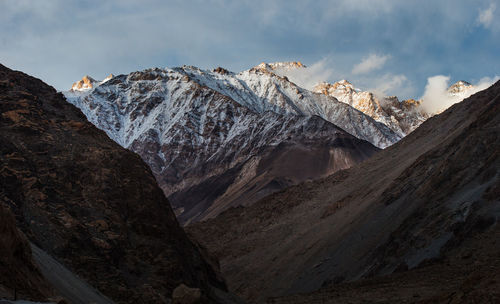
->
(65, 66, 380, 225)
(313, 79, 484, 138)
(188, 81, 500, 302)
(314, 80, 428, 136)
(0, 64, 226, 303)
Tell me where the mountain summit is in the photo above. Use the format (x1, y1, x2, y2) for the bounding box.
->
(252, 61, 306, 73)
(70, 75, 97, 91)
(70, 74, 114, 91)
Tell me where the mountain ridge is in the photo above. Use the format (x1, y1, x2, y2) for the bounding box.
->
(65, 66, 379, 224)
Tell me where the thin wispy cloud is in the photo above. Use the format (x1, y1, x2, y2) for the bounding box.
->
(273, 58, 337, 90)
(477, 3, 496, 28)
(352, 54, 391, 75)
(368, 74, 409, 97)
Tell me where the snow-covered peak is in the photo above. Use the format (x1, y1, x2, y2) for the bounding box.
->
(102, 73, 114, 83)
(334, 79, 355, 88)
(448, 80, 474, 96)
(70, 74, 114, 91)
(71, 75, 98, 91)
(251, 61, 306, 73)
(314, 80, 357, 96)
(314, 80, 428, 136)
(268, 61, 306, 70)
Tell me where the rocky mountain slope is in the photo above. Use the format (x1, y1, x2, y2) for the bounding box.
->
(270, 224, 500, 303)
(0, 64, 226, 303)
(0, 204, 54, 301)
(187, 80, 500, 302)
(65, 66, 380, 224)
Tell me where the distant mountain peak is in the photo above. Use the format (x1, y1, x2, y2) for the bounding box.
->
(314, 80, 356, 95)
(70, 74, 114, 91)
(213, 67, 230, 75)
(252, 61, 306, 73)
(313, 79, 427, 136)
(71, 75, 97, 91)
(268, 61, 306, 69)
(336, 79, 354, 86)
(448, 80, 473, 95)
(453, 80, 472, 86)
(102, 73, 114, 83)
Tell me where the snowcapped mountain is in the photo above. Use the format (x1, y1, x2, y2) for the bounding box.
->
(65, 67, 379, 224)
(314, 80, 428, 136)
(312, 79, 482, 136)
(173, 63, 401, 148)
(71, 75, 97, 91)
(70, 74, 113, 91)
(65, 62, 482, 224)
(446, 80, 479, 105)
(254, 61, 306, 72)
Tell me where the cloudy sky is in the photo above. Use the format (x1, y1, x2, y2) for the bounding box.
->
(1, 0, 499, 99)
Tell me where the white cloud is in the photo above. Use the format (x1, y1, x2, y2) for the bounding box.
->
(272, 58, 337, 90)
(352, 54, 391, 75)
(477, 3, 496, 28)
(368, 73, 410, 97)
(421, 75, 499, 113)
(420, 75, 451, 113)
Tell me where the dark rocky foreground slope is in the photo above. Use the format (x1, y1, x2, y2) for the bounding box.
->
(0, 204, 54, 301)
(0, 64, 227, 303)
(188, 80, 500, 302)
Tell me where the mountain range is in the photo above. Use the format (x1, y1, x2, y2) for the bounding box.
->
(64, 63, 387, 224)
(0, 60, 497, 304)
(65, 62, 480, 224)
(64, 62, 480, 225)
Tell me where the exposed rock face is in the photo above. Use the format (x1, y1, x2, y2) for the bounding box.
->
(172, 284, 203, 304)
(0, 204, 54, 301)
(187, 81, 500, 301)
(314, 80, 429, 136)
(65, 67, 380, 225)
(0, 64, 225, 303)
